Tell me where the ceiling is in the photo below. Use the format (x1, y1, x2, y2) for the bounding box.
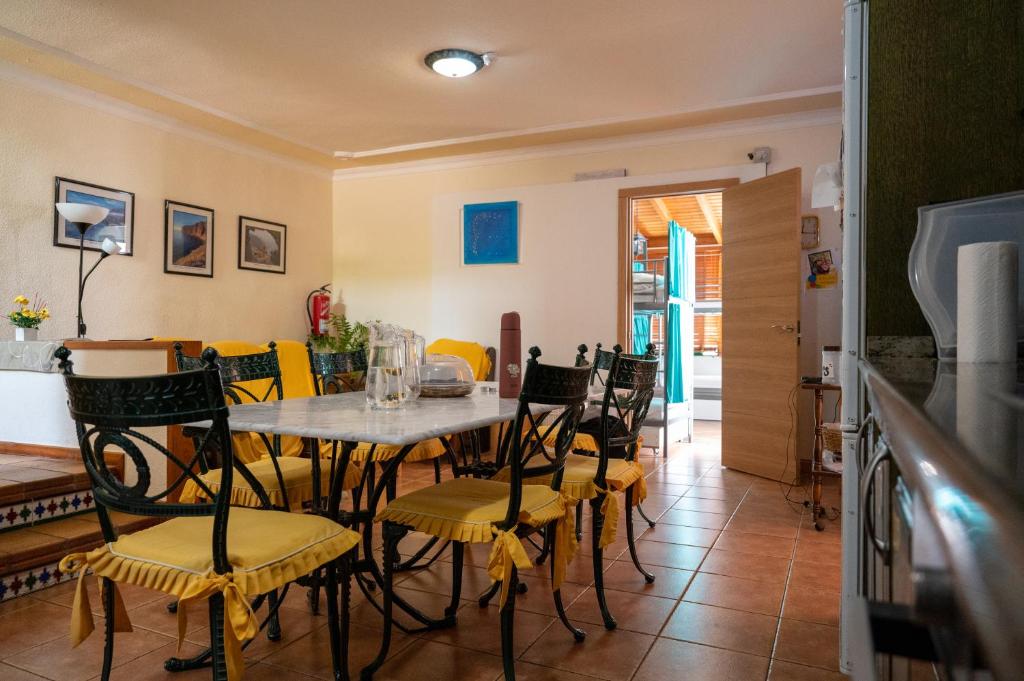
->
(634, 193, 723, 245)
(0, 1, 843, 168)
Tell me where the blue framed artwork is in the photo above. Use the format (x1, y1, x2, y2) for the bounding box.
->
(462, 201, 519, 265)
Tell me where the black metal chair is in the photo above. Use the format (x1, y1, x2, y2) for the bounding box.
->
(53, 346, 359, 681)
(362, 347, 591, 681)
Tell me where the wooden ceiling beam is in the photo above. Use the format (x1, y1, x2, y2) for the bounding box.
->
(651, 197, 673, 226)
(695, 193, 723, 244)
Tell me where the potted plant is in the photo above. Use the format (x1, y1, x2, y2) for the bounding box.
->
(8, 295, 50, 341)
(308, 314, 372, 391)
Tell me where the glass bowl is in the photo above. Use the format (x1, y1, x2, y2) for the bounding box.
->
(419, 354, 475, 397)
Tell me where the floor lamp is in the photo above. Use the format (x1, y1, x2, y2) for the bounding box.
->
(55, 202, 122, 339)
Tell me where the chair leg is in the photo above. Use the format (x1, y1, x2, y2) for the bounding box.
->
(360, 521, 407, 681)
(575, 501, 584, 543)
(99, 578, 116, 681)
(499, 565, 519, 681)
(308, 567, 322, 615)
(549, 521, 586, 643)
(267, 589, 282, 641)
(590, 495, 616, 630)
(433, 456, 442, 484)
(534, 525, 552, 566)
(208, 592, 229, 681)
(326, 556, 351, 681)
(636, 501, 657, 528)
(478, 580, 501, 608)
(445, 541, 464, 622)
(625, 486, 656, 583)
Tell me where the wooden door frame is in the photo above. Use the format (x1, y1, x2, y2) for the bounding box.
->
(617, 179, 740, 348)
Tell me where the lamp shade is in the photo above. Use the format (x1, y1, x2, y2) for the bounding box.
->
(55, 202, 109, 226)
(100, 237, 122, 255)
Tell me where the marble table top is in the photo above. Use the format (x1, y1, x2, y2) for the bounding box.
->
(0, 340, 61, 373)
(220, 382, 535, 445)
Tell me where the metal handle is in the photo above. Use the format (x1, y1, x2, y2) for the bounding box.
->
(860, 437, 892, 564)
(770, 324, 796, 333)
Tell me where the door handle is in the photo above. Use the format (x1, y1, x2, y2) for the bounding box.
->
(770, 324, 796, 333)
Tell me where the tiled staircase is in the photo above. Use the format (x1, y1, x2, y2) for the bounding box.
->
(0, 452, 155, 602)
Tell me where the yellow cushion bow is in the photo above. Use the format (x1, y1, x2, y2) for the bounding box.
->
(594, 485, 620, 549)
(176, 573, 259, 681)
(551, 494, 580, 591)
(487, 527, 534, 609)
(58, 553, 133, 648)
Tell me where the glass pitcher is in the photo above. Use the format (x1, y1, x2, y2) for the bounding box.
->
(365, 323, 406, 409)
(401, 329, 426, 400)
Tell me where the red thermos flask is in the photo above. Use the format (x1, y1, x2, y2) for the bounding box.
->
(499, 312, 521, 398)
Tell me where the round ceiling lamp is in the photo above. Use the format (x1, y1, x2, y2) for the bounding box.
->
(424, 49, 491, 78)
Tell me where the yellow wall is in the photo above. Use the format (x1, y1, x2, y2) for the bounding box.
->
(0, 74, 332, 343)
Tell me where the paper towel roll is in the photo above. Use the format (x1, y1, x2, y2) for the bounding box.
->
(957, 241, 1018, 363)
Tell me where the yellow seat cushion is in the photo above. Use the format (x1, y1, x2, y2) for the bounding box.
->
(376, 477, 565, 543)
(180, 456, 363, 511)
(60, 508, 359, 681)
(351, 438, 447, 463)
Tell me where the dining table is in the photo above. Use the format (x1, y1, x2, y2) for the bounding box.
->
(213, 381, 553, 632)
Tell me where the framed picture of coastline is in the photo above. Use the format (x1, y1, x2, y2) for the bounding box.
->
(53, 177, 135, 255)
(164, 200, 214, 277)
(238, 216, 286, 274)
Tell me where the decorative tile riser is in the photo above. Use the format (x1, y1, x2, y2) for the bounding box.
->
(0, 561, 76, 602)
(1, 490, 95, 532)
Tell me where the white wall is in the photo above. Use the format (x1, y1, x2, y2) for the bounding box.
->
(334, 114, 844, 460)
(430, 165, 762, 366)
(0, 68, 333, 344)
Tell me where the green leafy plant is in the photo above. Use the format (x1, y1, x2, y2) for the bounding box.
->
(309, 314, 371, 353)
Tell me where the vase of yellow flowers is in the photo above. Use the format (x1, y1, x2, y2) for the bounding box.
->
(9, 295, 50, 341)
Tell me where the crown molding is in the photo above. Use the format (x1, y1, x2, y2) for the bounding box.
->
(332, 85, 841, 159)
(0, 58, 333, 179)
(333, 107, 841, 181)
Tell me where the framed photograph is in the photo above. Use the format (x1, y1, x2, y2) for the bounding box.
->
(462, 201, 519, 265)
(164, 200, 214, 277)
(238, 216, 286, 274)
(53, 177, 135, 255)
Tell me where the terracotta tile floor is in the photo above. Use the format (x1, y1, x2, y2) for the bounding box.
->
(0, 421, 847, 680)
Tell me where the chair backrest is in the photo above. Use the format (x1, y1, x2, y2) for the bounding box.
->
(594, 347, 659, 478)
(55, 346, 236, 573)
(501, 346, 591, 530)
(306, 342, 368, 395)
(426, 338, 494, 381)
(175, 342, 283, 405)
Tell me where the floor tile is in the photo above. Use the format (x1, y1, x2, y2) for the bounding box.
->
(521, 623, 654, 681)
(782, 585, 840, 627)
(794, 541, 842, 567)
(263, 622, 412, 679)
(774, 619, 840, 671)
(662, 601, 779, 657)
(714, 530, 795, 559)
(633, 638, 770, 681)
(699, 548, 791, 584)
(0, 600, 73, 658)
(640, 524, 720, 548)
(496, 660, 602, 680)
(426, 601, 554, 657)
(672, 497, 739, 514)
(768, 659, 849, 681)
(600, 562, 693, 600)
(788, 560, 840, 593)
(657, 509, 730, 530)
(565, 587, 676, 635)
(624, 539, 707, 571)
(371, 639, 505, 681)
(684, 572, 785, 616)
(0, 663, 50, 681)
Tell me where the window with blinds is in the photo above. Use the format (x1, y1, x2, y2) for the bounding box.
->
(695, 244, 722, 354)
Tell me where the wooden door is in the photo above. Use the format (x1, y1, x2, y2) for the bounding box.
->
(721, 169, 801, 481)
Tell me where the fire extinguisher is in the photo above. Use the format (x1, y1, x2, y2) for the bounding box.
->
(306, 284, 331, 336)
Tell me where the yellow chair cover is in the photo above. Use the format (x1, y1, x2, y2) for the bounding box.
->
(350, 438, 447, 463)
(375, 477, 577, 607)
(426, 338, 492, 381)
(60, 508, 359, 681)
(179, 455, 363, 510)
(492, 454, 647, 549)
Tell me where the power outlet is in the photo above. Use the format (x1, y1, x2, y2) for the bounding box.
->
(748, 147, 772, 164)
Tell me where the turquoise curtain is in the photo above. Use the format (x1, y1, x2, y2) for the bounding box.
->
(632, 313, 650, 355)
(632, 261, 645, 272)
(668, 220, 684, 299)
(666, 303, 683, 403)
(665, 221, 693, 403)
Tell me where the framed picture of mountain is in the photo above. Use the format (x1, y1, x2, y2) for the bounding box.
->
(238, 216, 286, 274)
(164, 200, 214, 277)
(53, 177, 135, 255)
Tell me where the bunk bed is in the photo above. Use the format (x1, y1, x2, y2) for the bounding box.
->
(631, 221, 694, 454)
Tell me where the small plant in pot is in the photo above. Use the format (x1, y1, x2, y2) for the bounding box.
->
(8, 295, 49, 341)
(308, 314, 372, 391)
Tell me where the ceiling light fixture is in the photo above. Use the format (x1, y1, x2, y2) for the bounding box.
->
(424, 49, 491, 78)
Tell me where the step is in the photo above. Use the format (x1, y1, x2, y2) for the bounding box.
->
(0, 510, 160, 602)
(0, 453, 123, 532)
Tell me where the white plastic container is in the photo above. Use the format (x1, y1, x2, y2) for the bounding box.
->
(822, 346, 841, 384)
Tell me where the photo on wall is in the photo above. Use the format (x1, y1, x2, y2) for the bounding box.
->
(462, 201, 519, 265)
(238, 216, 286, 274)
(164, 200, 214, 277)
(53, 177, 135, 255)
